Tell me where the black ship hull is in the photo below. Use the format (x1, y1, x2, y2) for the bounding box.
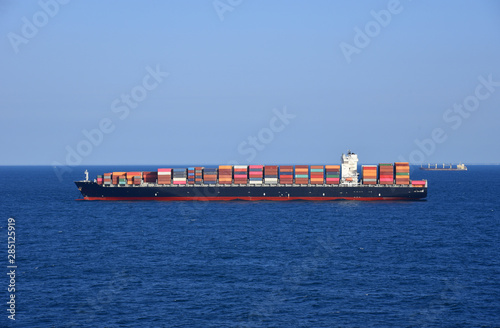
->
(75, 181, 427, 201)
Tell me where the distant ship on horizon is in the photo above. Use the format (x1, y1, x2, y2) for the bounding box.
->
(420, 163, 467, 171)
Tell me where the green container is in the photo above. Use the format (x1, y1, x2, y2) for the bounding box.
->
(395, 172, 409, 176)
(310, 169, 324, 173)
(295, 174, 309, 178)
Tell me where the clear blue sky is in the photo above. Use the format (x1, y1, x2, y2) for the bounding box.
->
(2, 0, 500, 166)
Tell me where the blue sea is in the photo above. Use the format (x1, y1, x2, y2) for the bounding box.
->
(1, 165, 499, 327)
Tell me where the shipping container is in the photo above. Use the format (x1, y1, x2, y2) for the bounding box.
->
(264, 178, 278, 184)
(218, 165, 233, 184)
(112, 172, 127, 184)
(157, 169, 172, 185)
(118, 175, 127, 185)
(264, 166, 278, 181)
(195, 167, 204, 184)
(248, 164, 263, 185)
(378, 163, 394, 185)
(362, 165, 377, 185)
(309, 165, 324, 184)
(203, 168, 218, 184)
(326, 178, 340, 184)
(294, 166, 309, 184)
(103, 173, 112, 185)
(295, 165, 309, 185)
(142, 172, 157, 183)
(325, 165, 340, 184)
(394, 162, 410, 184)
(278, 165, 293, 184)
(126, 172, 142, 185)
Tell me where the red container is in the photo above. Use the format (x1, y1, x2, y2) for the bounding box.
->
(265, 165, 278, 174)
(143, 172, 158, 183)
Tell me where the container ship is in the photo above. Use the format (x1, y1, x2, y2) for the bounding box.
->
(420, 163, 467, 171)
(75, 151, 427, 201)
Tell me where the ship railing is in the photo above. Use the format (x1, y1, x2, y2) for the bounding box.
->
(99, 178, 427, 188)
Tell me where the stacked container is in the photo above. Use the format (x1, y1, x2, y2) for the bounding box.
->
(411, 180, 426, 187)
(264, 165, 278, 184)
(310, 166, 324, 185)
(362, 165, 377, 185)
(325, 165, 340, 184)
(395, 162, 410, 185)
(157, 168, 172, 185)
(378, 164, 394, 185)
(97, 175, 103, 185)
(133, 176, 141, 185)
(249, 165, 263, 184)
(203, 168, 217, 184)
(188, 167, 195, 185)
(218, 165, 233, 185)
(195, 167, 204, 184)
(126, 172, 142, 185)
(103, 173, 112, 185)
(279, 165, 293, 184)
(173, 168, 187, 185)
(112, 172, 126, 185)
(234, 165, 248, 185)
(143, 171, 157, 183)
(295, 165, 309, 184)
(118, 175, 127, 186)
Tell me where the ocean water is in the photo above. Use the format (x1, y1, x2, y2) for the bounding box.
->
(1, 165, 499, 327)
